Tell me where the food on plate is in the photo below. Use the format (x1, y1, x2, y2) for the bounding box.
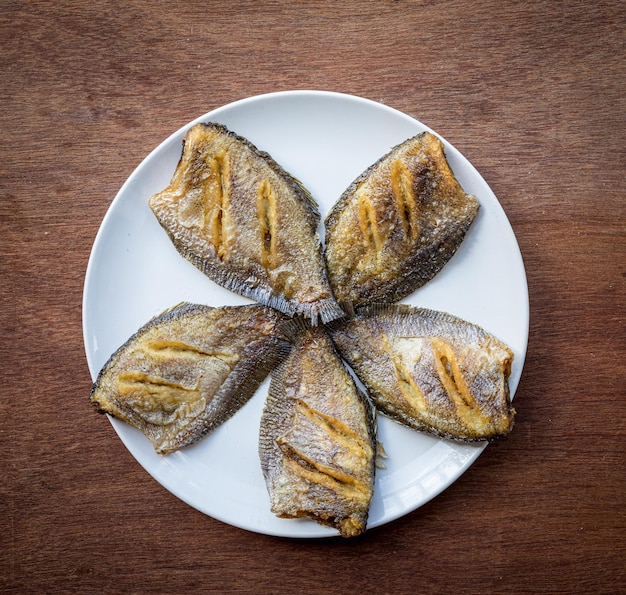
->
(329, 304, 515, 441)
(259, 321, 376, 537)
(324, 132, 479, 308)
(90, 117, 520, 537)
(149, 123, 344, 325)
(90, 303, 290, 455)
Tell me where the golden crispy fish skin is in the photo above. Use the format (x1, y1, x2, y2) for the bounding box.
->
(328, 304, 515, 441)
(149, 123, 344, 325)
(90, 303, 290, 455)
(324, 132, 479, 308)
(259, 321, 376, 537)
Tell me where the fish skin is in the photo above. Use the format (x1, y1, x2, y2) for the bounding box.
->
(328, 304, 515, 442)
(324, 132, 479, 308)
(149, 123, 344, 325)
(259, 321, 377, 537)
(90, 303, 290, 455)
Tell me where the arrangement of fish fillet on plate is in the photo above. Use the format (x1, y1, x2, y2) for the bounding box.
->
(149, 123, 344, 325)
(89, 117, 519, 538)
(324, 132, 479, 307)
(90, 303, 289, 455)
(328, 305, 515, 442)
(259, 321, 376, 538)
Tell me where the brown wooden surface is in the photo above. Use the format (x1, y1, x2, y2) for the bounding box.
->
(1, 1, 624, 593)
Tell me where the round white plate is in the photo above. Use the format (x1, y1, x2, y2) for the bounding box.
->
(83, 90, 528, 538)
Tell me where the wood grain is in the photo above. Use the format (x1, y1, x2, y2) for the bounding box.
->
(1, 1, 624, 593)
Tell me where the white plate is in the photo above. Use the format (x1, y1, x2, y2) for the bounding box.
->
(83, 90, 529, 538)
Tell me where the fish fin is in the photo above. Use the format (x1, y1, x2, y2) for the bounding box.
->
(354, 302, 413, 320)
(276, 316, 311, 343)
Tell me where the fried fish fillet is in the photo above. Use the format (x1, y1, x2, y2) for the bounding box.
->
(90, 303, 289, 455)
(149, 123, 344, 324)
(259, 322, 376, 537)
(329, 304, 515, 441)
(324, 132, 479, 308)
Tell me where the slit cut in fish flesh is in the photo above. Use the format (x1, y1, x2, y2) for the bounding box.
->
(259, 321, 376, 537)
(149, 123, 344, 325)
(324, 132, 479, 308)
(329, 304, 515, 441)
(90, 303, 290, 455)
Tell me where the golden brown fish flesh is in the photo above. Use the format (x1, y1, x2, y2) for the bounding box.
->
(324, 132, 479, 308)
(329, 305, 514, 441)
(259, 322, 376, 537)
(90, 303, 290, 455)
(149, 123, 344, 325)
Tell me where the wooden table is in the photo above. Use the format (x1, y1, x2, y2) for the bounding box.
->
(2, 2, 624, 592)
